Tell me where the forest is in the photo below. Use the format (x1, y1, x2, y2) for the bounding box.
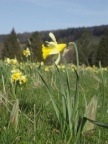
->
(0, 24, 108, 66)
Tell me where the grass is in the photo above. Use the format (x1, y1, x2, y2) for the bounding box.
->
(0, 60, 108, 144)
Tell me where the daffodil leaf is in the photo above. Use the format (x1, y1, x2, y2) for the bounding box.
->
(85, 117, 108, 129)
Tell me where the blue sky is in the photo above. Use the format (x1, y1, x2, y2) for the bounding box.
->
(0, 0, 108, 34)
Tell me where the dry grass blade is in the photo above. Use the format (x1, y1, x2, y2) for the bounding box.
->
(83, 96, 98, 133)
(8, 99, 19, 131)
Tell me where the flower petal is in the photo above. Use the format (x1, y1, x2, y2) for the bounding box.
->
(42, 44, 54, 59)
(49, 32, 57, 44)
(45, 41, 57, 47)
(55, 53, 61, 65)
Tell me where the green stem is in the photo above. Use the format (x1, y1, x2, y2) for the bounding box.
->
(68, 42, 79, 74)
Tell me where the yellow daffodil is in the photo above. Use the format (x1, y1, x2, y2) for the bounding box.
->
(11, 58, 18, 65)
(11, 72, 22, 82)
(11, 69, 27, 84)
(45, 67, 49, 72)
(23, 48, 31, 57)
(42, 32, 67, 64)
(40, 61, 44, 66)
(19, 75, 27, 84)
(5, 58, 11, 64)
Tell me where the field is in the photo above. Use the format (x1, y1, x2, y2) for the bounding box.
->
(0, 58, 108, 144)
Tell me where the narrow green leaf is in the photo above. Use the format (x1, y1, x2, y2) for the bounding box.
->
(36, 69, 60, 122)
(85, 117, 108, 129)
(99, 61, 105, 112)
(72, 68, 79, 119)
(55, 64, 67, 121)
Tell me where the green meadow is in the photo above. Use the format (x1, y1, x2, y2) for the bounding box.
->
(0, 32, 108, 144)
(0, 59, 108, 144)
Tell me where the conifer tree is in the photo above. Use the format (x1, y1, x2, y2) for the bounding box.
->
(76, 29, 93, 65)
(27, 31, 43, 62)
(2, 28, 22, 60)
(96, 28, 108, 66)
(0, 42, 4, 58)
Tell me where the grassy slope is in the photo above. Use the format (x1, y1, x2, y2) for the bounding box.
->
(0, 62, 108, 144)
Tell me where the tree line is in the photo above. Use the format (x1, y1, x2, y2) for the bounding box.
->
(0, 25, 108, 66)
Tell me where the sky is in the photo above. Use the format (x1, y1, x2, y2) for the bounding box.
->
(0, 0, 108, 34)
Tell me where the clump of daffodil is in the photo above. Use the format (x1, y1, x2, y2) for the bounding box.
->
(23, 48, 31, 57)
(42, 32, 67, 65)
(5, 58, 18, 65)
(11, 69, 27, 84)
(102, 67, 107, 71)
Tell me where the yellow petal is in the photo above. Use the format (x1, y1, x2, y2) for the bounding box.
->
(55, 53, 61, 65)
(42, 44, 54, 59)
(49, 32, 57, 44)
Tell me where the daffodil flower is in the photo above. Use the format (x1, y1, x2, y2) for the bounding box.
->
(11, 69, 27, 84)
(23, 48, 31, 57)
(42, 32, 67, 64)
(11, 71, 22, 82)
(19, 75, 27, 84)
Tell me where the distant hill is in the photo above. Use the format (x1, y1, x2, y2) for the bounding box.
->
(0, 24, 108, 44)
(0, 24, 108, 65)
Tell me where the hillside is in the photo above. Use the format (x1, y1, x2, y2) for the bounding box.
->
(0, 24, 108, 66)
(0, 24, 108, 44)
